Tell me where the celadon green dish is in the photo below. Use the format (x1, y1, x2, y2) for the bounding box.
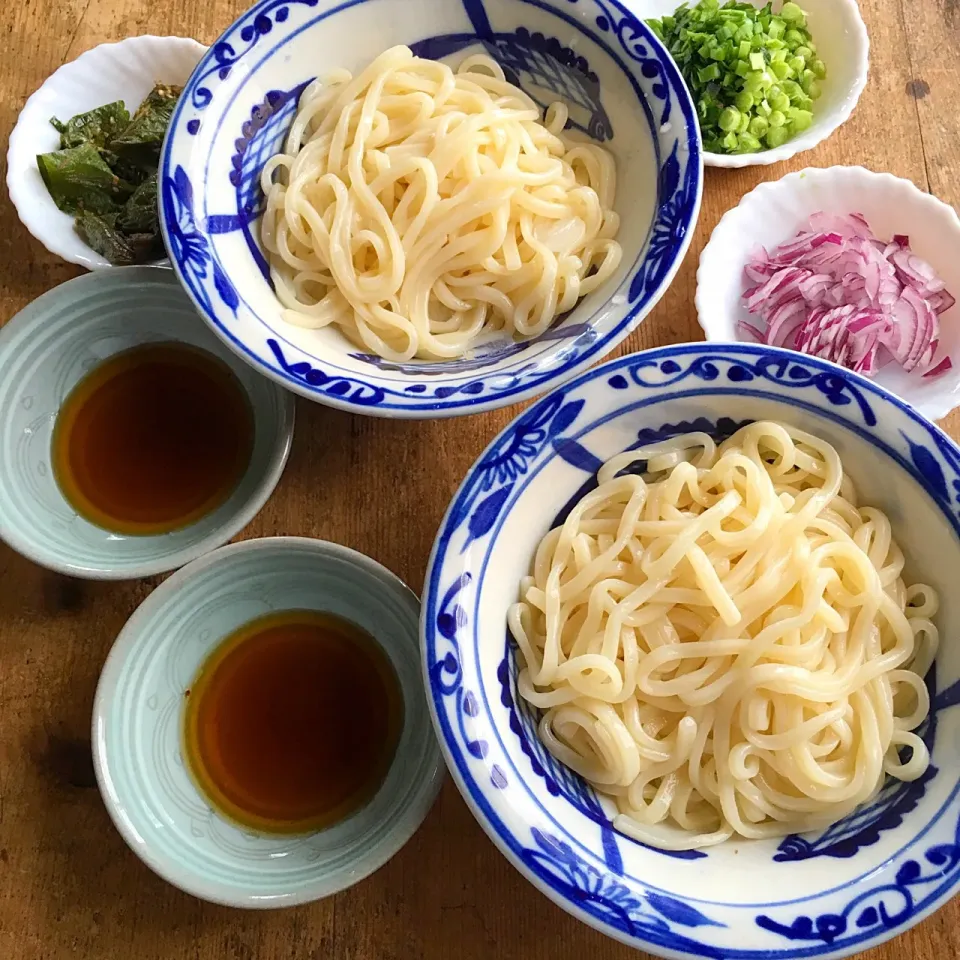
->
(93, 537, 443, 907)
(0, 266, 294, 579)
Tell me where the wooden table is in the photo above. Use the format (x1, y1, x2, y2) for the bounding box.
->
(1, 1, 958, 958)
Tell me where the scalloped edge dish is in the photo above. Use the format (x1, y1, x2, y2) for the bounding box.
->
(6, 35, 207, 269)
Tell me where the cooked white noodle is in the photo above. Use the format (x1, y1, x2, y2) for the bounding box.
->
(260, 45, 622, 361)
(508, 421, 937, 850)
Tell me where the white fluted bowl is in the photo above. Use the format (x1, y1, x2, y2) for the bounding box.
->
(697, 166, 960, 421)
(6, 36, 206, 269)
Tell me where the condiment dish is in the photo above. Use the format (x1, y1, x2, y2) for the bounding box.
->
(422, 341, 960, 958)
(0, 267, 294, 579)
(159, 0, 702, 419)
(94, 537, 443, 907)
(6, 35, 206, 269)
(697, 166, 960, 420)
(639, 0, 869, 168)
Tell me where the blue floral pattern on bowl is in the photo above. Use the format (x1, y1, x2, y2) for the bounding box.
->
(159, 0, 702, 417)
(422, 343, 960, 957)
(189, 0, 321, 110)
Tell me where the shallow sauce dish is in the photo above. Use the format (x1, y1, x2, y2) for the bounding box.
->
(0, 267, 294, 579)
(160, 0, 702, 418)
(421, 342, 960, 958)
(94, 537, 444, 907)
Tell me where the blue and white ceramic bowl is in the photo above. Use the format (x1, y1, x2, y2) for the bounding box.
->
(159, 0, 702, 419)
(422, 342, 960, 958)
(94, 537, 444, 907)
(0, 268, 294, 580)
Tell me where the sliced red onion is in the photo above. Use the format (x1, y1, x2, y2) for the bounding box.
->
(924, 356, 953, 379)
(741, 213, 954, 381)
(929, 289, 956, 315)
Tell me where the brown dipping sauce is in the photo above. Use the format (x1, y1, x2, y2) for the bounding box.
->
(183, 610, 404, 834)
(53, 342, 254, 535)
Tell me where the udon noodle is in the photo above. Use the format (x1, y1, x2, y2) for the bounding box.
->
(508, 421, 938, 850)
(260, 45, 622, 362)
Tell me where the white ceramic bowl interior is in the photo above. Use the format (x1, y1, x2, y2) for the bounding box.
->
(159, 0, 702, 418)
(0, 267, 294, 580)
(696, 166, 960, 421)
(6, 35, 207, 269)
(635, 0, 869, 168)
(422, 342, 960, 959)
(94, 537, 444, 907)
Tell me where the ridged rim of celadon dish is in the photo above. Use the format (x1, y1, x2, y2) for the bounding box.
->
(0, 267, 294, 579)
(93, 536, 444, 908)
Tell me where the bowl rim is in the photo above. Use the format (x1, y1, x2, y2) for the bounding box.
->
(5, 34, 207, 270)
(695, 164, 960, 421)
(420, 340, 960, 959)
(92, 535, 445, 908)
(158, 0, 704, 419)
(0, 266, 295, 580)
(699, 0, 870, 168)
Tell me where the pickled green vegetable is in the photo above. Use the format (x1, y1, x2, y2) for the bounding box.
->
(51, 101, 130, 150)
(36, 84, 181, 264)
(75, 211, 162, 266)
(117, 175, 159, 234)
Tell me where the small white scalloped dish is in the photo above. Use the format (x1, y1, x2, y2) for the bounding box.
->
(696, 166, 960, 421)
(6, 35, 206, 269)
(639, 0, 869, 168)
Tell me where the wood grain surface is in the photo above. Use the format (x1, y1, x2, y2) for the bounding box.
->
(1, 2, 958, 958)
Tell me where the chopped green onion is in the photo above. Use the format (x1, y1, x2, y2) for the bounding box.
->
(769, 60, 790, 80)
(718, 105, 741, 131)
(744, 71, 766, 94)
(765, 125, 790, 148)
(770, 91, 791, 112)
(781, 2, 805, 23)
(647, 0, 825, 154)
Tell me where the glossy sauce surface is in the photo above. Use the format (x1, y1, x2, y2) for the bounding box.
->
(53, 342, 254, 535)
(183, 610, 403, 834)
